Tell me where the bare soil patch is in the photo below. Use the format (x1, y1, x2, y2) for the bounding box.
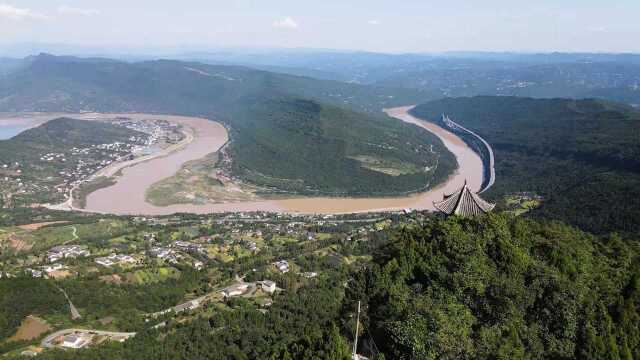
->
(18, 221, 70, 231)
(8, 316, 51, 342)
(49, 270, 73, 279)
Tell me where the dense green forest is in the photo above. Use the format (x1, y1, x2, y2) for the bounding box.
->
(229, 98, 455, 195)
(0, 54, 452, 196)
(411, 96, 640, 234)
(347, 215, 640, 359)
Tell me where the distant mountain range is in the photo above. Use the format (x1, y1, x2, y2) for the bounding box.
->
(176, 50, 640, 107)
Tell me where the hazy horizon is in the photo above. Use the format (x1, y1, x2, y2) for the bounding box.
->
(1, 0, 639, 55)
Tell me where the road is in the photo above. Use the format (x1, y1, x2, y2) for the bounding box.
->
(443, 115, 495, 193)
(41, 329, 136, 348)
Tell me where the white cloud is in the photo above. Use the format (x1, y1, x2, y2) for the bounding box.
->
(367, 20, 380, 26)
(273, 16, 299, 29)
(0, 4, 49, 20)
(58, 5, 100, 16)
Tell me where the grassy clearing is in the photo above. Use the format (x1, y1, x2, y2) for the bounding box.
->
(348, 155, 423, 176)
(504, 194, 542, 216)
(124, 267, 181, 284)
(0, 219, 131, 252)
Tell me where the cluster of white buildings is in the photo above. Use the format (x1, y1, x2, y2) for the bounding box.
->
(40, 152, 67, 162)
(148, 247, 180, 264)
(95, 253, 137, 267)
(47, 245, 90, 263)
(25, 263, 67, 278)
(173, 241, 206, 255)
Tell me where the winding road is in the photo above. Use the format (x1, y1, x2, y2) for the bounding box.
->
(442, 115, 495, 193)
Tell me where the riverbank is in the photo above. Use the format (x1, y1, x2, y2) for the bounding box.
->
(79, 106, 483, 215)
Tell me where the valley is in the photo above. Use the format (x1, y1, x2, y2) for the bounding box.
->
(3, 106, 483, 215)
(1, 46, 639, 360)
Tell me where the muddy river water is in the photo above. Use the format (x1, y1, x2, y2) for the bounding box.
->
(3, 107, 484, 215)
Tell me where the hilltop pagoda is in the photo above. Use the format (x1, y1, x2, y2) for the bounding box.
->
(433, 181, 495, 216)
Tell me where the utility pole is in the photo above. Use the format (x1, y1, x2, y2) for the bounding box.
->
(353, 300, 361, 359)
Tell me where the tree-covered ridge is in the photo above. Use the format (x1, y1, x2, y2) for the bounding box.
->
(411, 96, 640, 234)
(346, 214, 640, 360)
(0, 54, 452, 197)
(412, 97, 640, 172)
(9, 118, 142, 149)
(230, 98, 456, 195)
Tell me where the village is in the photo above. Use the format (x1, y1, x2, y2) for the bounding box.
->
(0, 210, 414, 356)
(3, 211, 401, 280)
(0, 117, 184, 208)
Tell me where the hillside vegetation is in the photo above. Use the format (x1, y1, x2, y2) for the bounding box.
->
(229, 98, 455, 195)
(0, 54, 452, 197)
(411, 96, 640, 234)
(4, 214, 638, 360)
(347, 215, 640, 359)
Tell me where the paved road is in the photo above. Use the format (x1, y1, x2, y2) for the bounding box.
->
(41, 329, 136, 348)
(443, 115, 495, 193)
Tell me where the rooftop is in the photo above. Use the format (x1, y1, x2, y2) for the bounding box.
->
(433, 181, 495, 217)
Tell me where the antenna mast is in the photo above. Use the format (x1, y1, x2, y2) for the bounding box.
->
(353, 300, 361, 359)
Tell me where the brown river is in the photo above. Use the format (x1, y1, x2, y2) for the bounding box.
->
(4, 107, 484, 215)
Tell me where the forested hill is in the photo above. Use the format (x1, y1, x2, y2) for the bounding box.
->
(10, 118, 140, 149)
(411, 96, 640, 234)
(0, 54, 451, 197)
(346, 214, 640, 360)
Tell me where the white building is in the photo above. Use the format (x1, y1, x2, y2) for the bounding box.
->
(274, 260, 290, 273)
(61, 333, 92, 349)
(95, 254, 136, 267)
(222, 283, 250, 298)
(260, 280, 276, 294)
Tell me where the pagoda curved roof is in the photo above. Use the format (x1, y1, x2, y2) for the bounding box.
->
(433, 181, 495, 216)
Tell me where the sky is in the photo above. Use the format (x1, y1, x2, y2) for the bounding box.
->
(0, 0, 639, 54)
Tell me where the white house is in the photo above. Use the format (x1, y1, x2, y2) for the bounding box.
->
(222, 283, 250, 298)
(61, 333, 92, 349)
(260, 280, 276, 294)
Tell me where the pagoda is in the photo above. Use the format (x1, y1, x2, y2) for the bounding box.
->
(433, 181, 495, 216)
